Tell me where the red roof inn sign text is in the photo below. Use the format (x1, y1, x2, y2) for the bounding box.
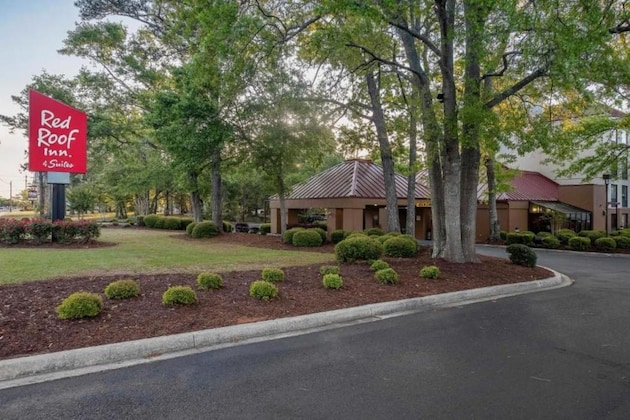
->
(28, 90, 87, 173)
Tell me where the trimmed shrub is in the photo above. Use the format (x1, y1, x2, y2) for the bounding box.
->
(143, 214, 160, 228)
(153, 216, 166, 229)
(499, 231, 508, 241)
(136, 215, 145, 226)
(310, 227, 327, 243)
(370, 259, 390, 271)
(594, 237, 616, 252)
(383, 236, 417, 257)
(375, 268, 399, 285)
(614, 235, 630, 249)
(249, 280, 278, 300)
(25, 219, 53, 244)
(162, 286, 197, 305)
(322, 273, 343, 289)
(346, 232, 368, 239)
(620, 228, 630, 237)
(364, 227, 384, 236)
(179, 218, 194, 230)
(222, 221, 233, 232)
(578, 230, 606, 244)
(335, 236, 384, 263)
(537, 232, 554, 238)
(262, 267, 284, 283)
(331, 229, 348, 244)
(0, 218, 26, 245)
(197, 272, 223, 289)
(186, 221, 198, 236)
(282, 227, 305, 244)
(505, 232, 535, 246)
(260, 223, 271, 235)
(506, 244, 537, 267)
(420, 265, 440, 279)
(163, 217, 182, 230)
(56, 292, 103, 319)
(556, 229, 577, 245)
(568, 236, 591, 251)
(540, 236, 561, 249)
(320, 265, 340, 275)
(191, 221, 220, 238)
(104, 279, 140, 299)
(292, 229, 323, 247)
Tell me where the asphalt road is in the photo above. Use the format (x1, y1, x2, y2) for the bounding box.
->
(1, 247, 629, 419)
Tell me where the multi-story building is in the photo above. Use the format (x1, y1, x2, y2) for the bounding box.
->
(507, 108, 629, 232)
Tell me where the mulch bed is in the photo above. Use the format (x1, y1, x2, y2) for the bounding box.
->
(0, 232, 552, 360)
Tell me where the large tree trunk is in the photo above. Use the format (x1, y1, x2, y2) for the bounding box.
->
(277, 174, 288, 234)
(366, 71, 400, 233)
(485, 157, 501, 241)
(189, 171, 203, 222)
(149, 189, 161, 214)
(211, 148, 223, 229)
(406, 95, 418, 237)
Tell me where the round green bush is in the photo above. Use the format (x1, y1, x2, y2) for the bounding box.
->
(310, 227, 327, 243)
(578, 230, 606, 244)
(143, 214, 160, 228)
(506, 244, 537, 267)
(261, 267, 284, 282)
(620, 228, 630, 237)
(540, 236, 561, 249)
(222, 221, 233, 232)
(556, 229, 577, 244)
(162, 217, 182, 230)
(322, 273, 343, 289)
(179, 218, 194, 230)
(506, 232, 535, 246)
(345, 232, 368, 239)
(191, 221, 220, 238)
(335, 236, 384, 263)
(136, 215, 145, 227)
(370, 259, 390, 271)
(56, 292, 103, 320)
(331, 229, 348, 244)
(594, 237, 616, 252)
(383, 236, 417, 257)
(420, 265, 440, 279)
(162, 286, 197, 305)
(499, 231, 508, 240)
(186, 221, 198, 236)
(153, 216, 167, 229)
(568, 236, 591, 251)
(537, 232, 554, 238)
(260, 223, 271, 235)
(282, 227, 305, 244)
(197, 272, 223, 289)
(615, 235, 630, 249)
(320, 265, 340, 276)
(364, 227, 384, 236)
(249, 280, 278, 300)
(375, 268, 399, 285)
(104, 279, 140, 299)
(292, 229, 323, 247)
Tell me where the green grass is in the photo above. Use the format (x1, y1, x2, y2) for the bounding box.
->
(0, 229, 334, 284)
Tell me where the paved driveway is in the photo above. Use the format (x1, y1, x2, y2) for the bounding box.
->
(1, 247, 629, 419)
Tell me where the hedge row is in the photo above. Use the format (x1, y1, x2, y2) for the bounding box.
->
(0, 218, 100, 245)
(502, 228, 630, 251)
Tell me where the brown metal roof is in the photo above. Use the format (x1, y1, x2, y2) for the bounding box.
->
(478, 170, 559, 201)
(285, 159, 430, 200)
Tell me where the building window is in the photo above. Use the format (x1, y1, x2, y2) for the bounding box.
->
(611, 184, 618, 204)
(623, 185, 628, 208)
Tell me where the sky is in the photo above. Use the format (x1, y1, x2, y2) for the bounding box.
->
(0, 0, 90, 198)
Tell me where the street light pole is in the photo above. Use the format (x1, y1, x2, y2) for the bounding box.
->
(603, 173, 611, 236)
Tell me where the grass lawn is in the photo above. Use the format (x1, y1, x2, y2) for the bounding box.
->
(0, 229, 335, 284)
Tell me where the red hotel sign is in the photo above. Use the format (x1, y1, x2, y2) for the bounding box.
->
(28, 89, 87, 173)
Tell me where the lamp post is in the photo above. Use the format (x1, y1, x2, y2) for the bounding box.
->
(603, 173, 611, 235)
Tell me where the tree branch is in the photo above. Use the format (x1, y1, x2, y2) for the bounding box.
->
(484, 67, 547, 109)
(345, 42, 424, 81)
(481, 51, 522, 80)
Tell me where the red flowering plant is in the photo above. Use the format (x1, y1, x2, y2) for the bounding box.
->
(52, 219, 100, 243)
(25, 219, 53, 244)
(0, 218, 27, 245)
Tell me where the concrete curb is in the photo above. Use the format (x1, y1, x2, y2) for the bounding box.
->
(0, 269, 571, 386)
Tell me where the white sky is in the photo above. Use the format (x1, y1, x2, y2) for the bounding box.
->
(0, 0, 89, 198)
